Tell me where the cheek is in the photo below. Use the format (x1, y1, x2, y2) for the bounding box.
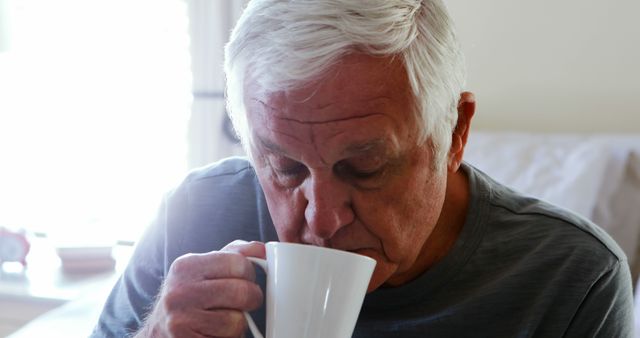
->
(356, 164, 445, 262)
(259, 180, 307, 242)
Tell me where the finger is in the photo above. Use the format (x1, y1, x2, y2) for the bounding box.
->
(162, 277, 263, 313)
(222, 240, 266, 259)
(200, 309, 247, 338)
(202, 279, 263, 311)
(165, 309, 247, 338)
(169, 251, 256, 281)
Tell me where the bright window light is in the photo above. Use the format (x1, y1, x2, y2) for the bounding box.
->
(0, 0, 192, 244)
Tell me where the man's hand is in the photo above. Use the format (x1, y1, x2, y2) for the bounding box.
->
(135, 240, 266, 338)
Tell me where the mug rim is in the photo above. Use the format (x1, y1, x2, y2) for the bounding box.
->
(265, 241, 377, 264)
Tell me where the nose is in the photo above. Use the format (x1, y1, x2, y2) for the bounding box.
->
(303, 173, 354, 240)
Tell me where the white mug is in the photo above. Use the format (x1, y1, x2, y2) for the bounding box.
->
(244, 242, 376, 338)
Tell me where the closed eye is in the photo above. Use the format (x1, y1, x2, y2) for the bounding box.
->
(276, 163, 307, 177)
(350, 168, 383, 179)
(335, 162, 385, 181)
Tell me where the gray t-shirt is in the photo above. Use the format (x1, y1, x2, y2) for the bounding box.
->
(92, 158, 634, 337)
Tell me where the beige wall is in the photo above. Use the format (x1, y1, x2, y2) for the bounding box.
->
(446, 0, 640, 133)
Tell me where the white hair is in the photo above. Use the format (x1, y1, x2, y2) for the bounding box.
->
(224, 0, 466, 172)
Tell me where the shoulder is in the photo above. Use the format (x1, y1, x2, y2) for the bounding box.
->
(468, 163, 626, 271)
(169, 156, 266, 215)
(170, 156, 261, 199)
(184, 156, 256, 183)
(161, 157, 272, 253)
(499, 192, 623, 266)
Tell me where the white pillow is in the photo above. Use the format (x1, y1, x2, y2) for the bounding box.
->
(465, 133, 611, 219)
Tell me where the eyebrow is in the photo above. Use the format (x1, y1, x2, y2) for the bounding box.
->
(257, 136, 288, 155)
(343, 139, 387, 156)
(257, 135, 391, 159)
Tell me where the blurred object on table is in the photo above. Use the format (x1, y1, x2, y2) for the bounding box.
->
(56, 245, 115, 274)
(0, 227, 30, 269)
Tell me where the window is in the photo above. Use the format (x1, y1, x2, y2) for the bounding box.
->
(0, 0, 191, 243)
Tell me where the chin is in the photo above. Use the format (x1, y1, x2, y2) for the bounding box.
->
(366, 275, 383, 293)
(366, 267, 395, 292)
(365, 259, 398, 292)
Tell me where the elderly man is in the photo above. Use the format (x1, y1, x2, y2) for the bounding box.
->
(92, 0, 633, 337)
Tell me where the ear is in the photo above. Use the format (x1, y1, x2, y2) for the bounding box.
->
(448, 92, 476, 172)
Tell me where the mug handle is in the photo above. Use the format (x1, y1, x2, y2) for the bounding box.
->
(244, 257, 268, 338)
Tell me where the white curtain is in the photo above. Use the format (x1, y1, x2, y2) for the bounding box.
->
(186, 0, 247, 169)
(0, 0, 10, 52)
(0, 0, 192, 242)
(0, 0, 247, 242)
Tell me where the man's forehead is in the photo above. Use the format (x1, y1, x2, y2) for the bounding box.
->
(243, 53, 411, 123)
(247, 95, 394, 124)
(243, 53, 412, 162)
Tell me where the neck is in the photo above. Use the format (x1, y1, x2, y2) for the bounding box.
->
(424, 167, 470, 266)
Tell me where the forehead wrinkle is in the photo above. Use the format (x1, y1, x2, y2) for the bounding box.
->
(308, 127, 329, 166)
(254, 106, 315, 149)
(258, 125, 310, 154)
(276, 112, 387, 125)
(251, 96, 394, 122)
